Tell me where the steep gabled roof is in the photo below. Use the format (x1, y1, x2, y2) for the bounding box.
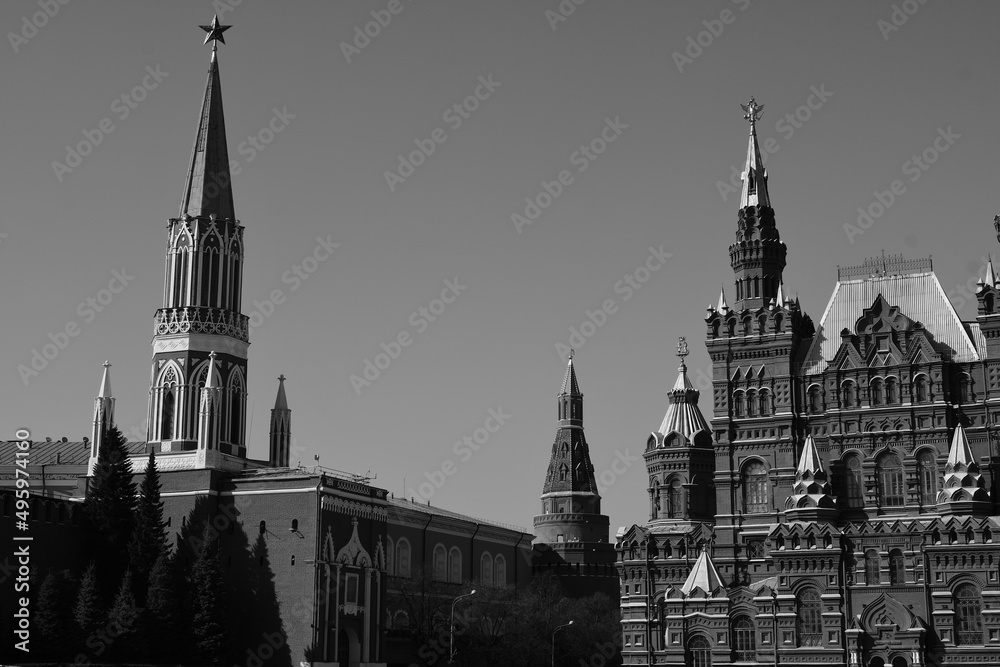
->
(803, 272, 979, 374)
(681, 548, 724, 595)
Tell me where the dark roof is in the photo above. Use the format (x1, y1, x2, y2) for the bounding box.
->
(388, 496, 529, 535)
(0, 440, 147, 466)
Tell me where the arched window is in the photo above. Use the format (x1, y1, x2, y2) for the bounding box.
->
(877, 453, 904, 507)
(915, 375, 928, 403)
(955, 584, 983, 645)
(742, 461, 769, 514)
(870, 378, 883, 406)
(886, 377, 898, 404)
(757, 316, 767, 335)
(807, 385, 821, 414)
(559, 463, 568, 482)
(727, 319, 736, 337)
(667, 479, 683, 519)
(396, 539, 411, 577)
(758, 390, 770, 416)
(796, 588, 822, 646)
(865, 549, 881, 584)
(432, 544, 447, 581)
(732, 616, 756, 661)
(987, 294, 996, 313)
(842, 381, 856, 408)
(229, 382, 243, 445)
(161, 389, 175, 440)
(448, 547, 462, 583)
(480, 553, 493, 586)
(687, 635, 712, 667)
(955, 374, 971, 404)
(387, 538, 395, 575)
(889, 549, 904, 584)
(917, 449, 938, 505)
(494, 555, 506, 585)
(842, 454, 864, 509)
(747, 390, 757, 417)
(733, 391, 745, 418)
(742, 316, 753, 335)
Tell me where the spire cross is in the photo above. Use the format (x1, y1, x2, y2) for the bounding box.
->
(676, 337, 689, 361)
(278, 374, 286, 382)
(741, 97, 764, 130)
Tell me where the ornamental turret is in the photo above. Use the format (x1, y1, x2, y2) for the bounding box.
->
(784, 434, 838, 523)
(936, 424, 991, 516)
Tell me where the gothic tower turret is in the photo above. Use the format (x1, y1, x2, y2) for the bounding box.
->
(147, 17, 249, 465)
(730, 97, 787, 311)
(269, 375, 291, 468)
(533, 352, 616, 582)
(88, 361, 114, 475)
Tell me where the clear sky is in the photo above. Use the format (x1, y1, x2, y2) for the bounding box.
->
(2, 0, 999, 535)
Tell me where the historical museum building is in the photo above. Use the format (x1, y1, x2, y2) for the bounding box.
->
(617, 98, 1000, 667)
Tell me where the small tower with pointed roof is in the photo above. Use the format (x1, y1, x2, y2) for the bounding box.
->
(644, 338, 715, 523)
(784, 434, 838, 523)
(532, 352, 617, 596)
(88, 361, 115, 475)
(936, 424, 991, 516)
(269, 375, 291, 468)
(196, 351, 223, 468)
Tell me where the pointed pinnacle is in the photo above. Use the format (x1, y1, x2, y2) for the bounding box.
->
(98, 361, 112, 398)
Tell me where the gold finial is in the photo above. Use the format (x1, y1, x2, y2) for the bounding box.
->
(740, 97, 764, 128)
(676, 337, 689, 360)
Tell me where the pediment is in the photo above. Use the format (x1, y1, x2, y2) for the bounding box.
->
(855, 295, 914, 336)
(859, 592, 918, 634)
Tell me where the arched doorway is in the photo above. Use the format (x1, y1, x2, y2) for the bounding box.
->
(337, 626, 361, 666)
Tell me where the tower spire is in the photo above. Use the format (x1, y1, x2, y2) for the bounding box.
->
(936, 423, 991, 516)
(729, 97, 787, 311)
(784, 434, 838, 523)
(269, 374, 291, 468)
(180, 16, 235, 221)
(89, 361, 116, 475)
(739, 97, 770, 209)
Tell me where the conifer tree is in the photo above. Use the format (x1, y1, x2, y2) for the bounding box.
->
(128, 451, 167, 600)
(107, 569, 144, 663)
(145, 550, 180, 662)
(35, 569, 75, 661)
(74, 562, 104, 646)
(85, 423, 137, 588)
(191, 524, 229, 665)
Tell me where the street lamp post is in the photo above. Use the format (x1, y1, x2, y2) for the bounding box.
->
(552, 620, 574, 667)
(449, 589, 476, 665)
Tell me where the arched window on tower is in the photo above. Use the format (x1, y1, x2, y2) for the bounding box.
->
(161, 389, 175, 441)
(917, 449, 938, 505)
(955, 584, 983, 645)
(559, 463, 568, 482)
(870, 378, 883, 406)
(742, 316, 753, 335)
(746, 390, 757, 417)
(865, 549, 881, 585)
(742, 461, 769, 514)
(753, 276, 760, 298)
(889, 549, 904, 584)
(732, 616, 756, 661)
(667, 478, 683, 519)
(759, 390, 770, 416)
(886, 377, 898, 404)
(796, 588, 822, 647)
(876, 452, 904, 507)
(914, 375, 928, 403)
(733, 391, 745, 418)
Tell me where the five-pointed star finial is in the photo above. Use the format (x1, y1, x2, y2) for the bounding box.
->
(200, 14, 232, 46)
